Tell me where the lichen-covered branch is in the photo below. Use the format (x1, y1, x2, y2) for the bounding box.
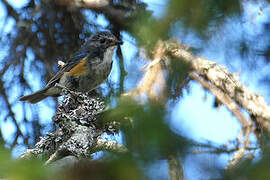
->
(163, 39, 270, 167)
(95, 139, 128, 153)
(20, 91, 121, 163)
(165, 40, 270, 132)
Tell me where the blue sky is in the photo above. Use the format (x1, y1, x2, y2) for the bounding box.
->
(0, 0, 270, 179)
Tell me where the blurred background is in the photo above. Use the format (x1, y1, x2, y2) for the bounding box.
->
(1, 0, 270, 179)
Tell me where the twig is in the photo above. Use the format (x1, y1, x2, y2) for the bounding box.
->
(95, 139, 128, 153)
(226, 126, 253, 169)
(2, 0, 19, 21)
(116, 33, 127, 95)
(55, 0, 146, 30)
(189, 72, 252, 129)
(125, 40, 166, 101)
(56, 0, 109, 8)
(0, 79, 29, 147)
(193, 146, 258, 155)
(168, 154, 185, 180)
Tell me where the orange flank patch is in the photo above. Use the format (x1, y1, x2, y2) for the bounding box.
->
(68, 57, 87, 76)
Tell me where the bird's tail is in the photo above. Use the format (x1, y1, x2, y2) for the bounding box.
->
(19, 87, 50, 104)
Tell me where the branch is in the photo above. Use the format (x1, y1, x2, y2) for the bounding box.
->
(226, 126, 252, 169)
(55, 0, 147, 30)
(192, 140, 258, 155)
(165, 40, 270, 132)
(124, 39, 268, 169)
(0, 79, 29, 147)
(2, 0, 19, 21)
(189, 72, 252, 129)
(168, 154, 185, 180)
(126, 39, 270, 134)
(94, 139, 127, 153)
(56, 0, 109, 8)
(125, 41, 167, 101)
(20, 91, 120, 163)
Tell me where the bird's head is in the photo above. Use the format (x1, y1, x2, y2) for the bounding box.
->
(83, 31, 123, 50)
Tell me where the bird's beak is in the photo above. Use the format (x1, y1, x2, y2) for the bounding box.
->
(115, 40, 123, 45)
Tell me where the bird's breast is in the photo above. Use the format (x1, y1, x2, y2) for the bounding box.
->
(103, 46, 116, 64)
(60, 46, 116, 92)
(95, 46, 115, 80)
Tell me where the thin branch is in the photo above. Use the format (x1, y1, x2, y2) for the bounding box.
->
(125, 40, 166, 101)
(2, 0, 19, 21)
(226, 126, 253, 169)
(115, 29, 127, 95)
(56, 0, 109, 8)
(164, 40, 270, 133)
(189, 72, 252, 129)
(0, 79, 29, 147)
(94, 139, 128, 153)
(192, 138, 258, 159)
(193, 146, 258, 155)
(168, 154, 185, 180)
(55, 0, 146, 30)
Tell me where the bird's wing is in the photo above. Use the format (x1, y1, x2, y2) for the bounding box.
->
(70, 51, 89, 62)
(46, 51, 89, 88)
(74, 47, 103, 65)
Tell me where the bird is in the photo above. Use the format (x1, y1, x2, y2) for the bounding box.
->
(19, 31, 123, 104)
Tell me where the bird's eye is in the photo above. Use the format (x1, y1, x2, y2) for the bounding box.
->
(100, 39, 106, 43)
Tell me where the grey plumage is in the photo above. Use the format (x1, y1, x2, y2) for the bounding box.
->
(19, 31, 123, 104)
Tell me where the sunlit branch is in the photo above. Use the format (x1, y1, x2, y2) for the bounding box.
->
(165, 40, 270, 132)
(94, 139, 127, 153)
(125, 41, 166, 101)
